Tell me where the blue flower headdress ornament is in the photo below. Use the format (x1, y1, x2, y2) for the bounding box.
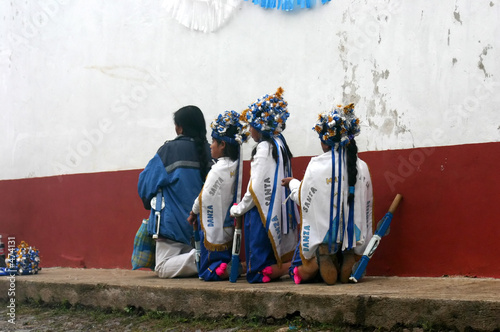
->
(313, 103, 360, 147)
(241, 87, 289, 138)
(314, 104, 360, 254)
(3, 241, 40, 275)
(211, 110, 250, 145)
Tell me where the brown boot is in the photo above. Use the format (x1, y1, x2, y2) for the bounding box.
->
(317, 244, 338, 285)
(340, 249, 356, 283)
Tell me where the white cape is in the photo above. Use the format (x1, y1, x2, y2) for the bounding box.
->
(298, 149, 373, 261)
(195, 157, 237, 251)
(249, 137, 299, 266)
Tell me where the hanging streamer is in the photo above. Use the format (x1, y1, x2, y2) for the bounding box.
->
(163, 0, 241, 33)
(246, 0, 331, 11)
(164, 0, 331, 32)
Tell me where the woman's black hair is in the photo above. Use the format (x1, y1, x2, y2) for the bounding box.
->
(214, 125, 239, 161)
(174, 105, 210, 181)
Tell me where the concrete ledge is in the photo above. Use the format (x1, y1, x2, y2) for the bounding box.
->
(1, 268, 499, 331)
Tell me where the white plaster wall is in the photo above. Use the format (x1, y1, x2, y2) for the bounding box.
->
(1, 0, 499, 180)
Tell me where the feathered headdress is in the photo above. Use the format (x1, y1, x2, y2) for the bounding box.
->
(313, 103, 360, 147)
(211, 110, 250, 145)
(241, 87, 290, 137)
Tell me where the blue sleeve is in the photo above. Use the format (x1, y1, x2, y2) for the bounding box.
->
(138, 154, 169, 210)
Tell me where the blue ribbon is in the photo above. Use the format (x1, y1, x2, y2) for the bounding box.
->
(327, 147, 335, 252)
(333, 148, 343, 252)
(212, 131, 238, 146)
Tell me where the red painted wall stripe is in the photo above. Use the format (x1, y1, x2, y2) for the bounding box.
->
(1, 142, 499, 277)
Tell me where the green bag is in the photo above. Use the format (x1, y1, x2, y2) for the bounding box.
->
(131, 219, 156, 270)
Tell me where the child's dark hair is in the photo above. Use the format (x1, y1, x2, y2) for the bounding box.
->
(251, 128, 293, 167)
(214, 125, 239, 161)
(322, 122, 358, 205)
(346, 139, 358, 205)
(174, 105, 210, 181)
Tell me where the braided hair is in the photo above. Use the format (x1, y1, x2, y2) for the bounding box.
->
(346, 139, 358, 205)
(251, 131, 293, 167)
(174, 105, 210, 181)
(316, 111, 359, 206)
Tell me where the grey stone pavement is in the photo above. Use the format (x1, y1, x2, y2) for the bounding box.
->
(1, 268, 499, 331)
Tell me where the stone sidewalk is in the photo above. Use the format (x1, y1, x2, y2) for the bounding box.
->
(1, 268, 499, 331)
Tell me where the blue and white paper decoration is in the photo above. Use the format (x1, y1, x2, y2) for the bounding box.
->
(164, 0, 332, 33)
(163, 0, 241, 33)
(246, 0, 331, 11)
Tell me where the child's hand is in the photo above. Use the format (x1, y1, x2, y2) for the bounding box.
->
(230, 204, 241, 217)
(281, 177, 294, 189)
(187, 211, 197, 225)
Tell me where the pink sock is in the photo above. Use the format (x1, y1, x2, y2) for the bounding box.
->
(262, 275, 271, 283)
(215, 263, 227, 277)
(262, 266, 273, 276)
(293, 266, 302, 285)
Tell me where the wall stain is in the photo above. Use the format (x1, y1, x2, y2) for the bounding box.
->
(478, 45, 492, 77)
(337, 30, 361, 105)
(341, 8, 355, 24)
(452, 58, 457, 66)
(453, 5, 462, 24)
(85, 65, 152, 82)
(368, 63, 409, 138)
